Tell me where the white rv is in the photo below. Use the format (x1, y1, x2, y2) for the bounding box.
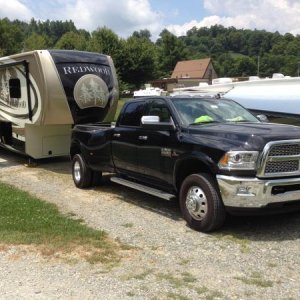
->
(172, 75, 300, 126)
(0, 50, 119, 159)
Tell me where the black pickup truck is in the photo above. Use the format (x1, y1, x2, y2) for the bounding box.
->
(70, 96, 300, 232)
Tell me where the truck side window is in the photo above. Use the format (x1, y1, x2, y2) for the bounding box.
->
(9, 78, 21, 98)
(148, 100, 171, 122)
(119, 101, 145, 127)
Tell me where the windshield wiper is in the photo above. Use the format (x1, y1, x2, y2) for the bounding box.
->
(189, 120, 220, 126)
(226, 120, 252, 123)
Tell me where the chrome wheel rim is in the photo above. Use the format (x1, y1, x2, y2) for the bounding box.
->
(186, 186, 208, 220)
(73, 161, 81, 182)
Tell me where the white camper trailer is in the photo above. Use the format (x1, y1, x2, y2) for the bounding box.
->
(172, 76, 300, 126)
(0, 50, 119, 159)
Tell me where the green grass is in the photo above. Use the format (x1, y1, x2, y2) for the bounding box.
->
(121, 222, 134, 228)
(122, 268, 154, 281)
(234, 272, 274, 288)
(166, 292, 192, 300)
(0, 182, 120, 264)
(156, 272, 197, 288)
(215, 233, 250, 253)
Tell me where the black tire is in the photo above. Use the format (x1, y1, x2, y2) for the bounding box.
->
(72, 154, 92, 188)
(179, 173, 226, 232)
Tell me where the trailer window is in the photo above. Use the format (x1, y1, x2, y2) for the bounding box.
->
(9, 78, 21, 98)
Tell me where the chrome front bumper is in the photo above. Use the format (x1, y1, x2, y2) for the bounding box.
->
(217, 175, 300, 208)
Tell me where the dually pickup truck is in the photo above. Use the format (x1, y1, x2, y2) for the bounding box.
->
(70, 96, 300, 232)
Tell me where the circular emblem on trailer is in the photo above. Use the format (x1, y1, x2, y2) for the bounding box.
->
(73, 74, 109, 109)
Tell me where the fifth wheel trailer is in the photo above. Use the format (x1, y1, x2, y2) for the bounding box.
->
(0, 50, 119, 159)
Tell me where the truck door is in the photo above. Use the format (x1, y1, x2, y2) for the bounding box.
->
(112, 100, 146, 175)
(137, 99, 177, 185)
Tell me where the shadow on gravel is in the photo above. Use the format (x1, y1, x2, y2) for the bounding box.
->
(95, 175, 300, 241)
(0, 149, 27, 168)
(96, 175, 182, 221)
(2, 149, 300, 241)
(0, 149, 70, 174)
(219, 212, 300, 242)
(99, 175, 300, 240)
(35, 157, 70, 175)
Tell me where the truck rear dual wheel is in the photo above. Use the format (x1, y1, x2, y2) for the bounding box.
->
(179, 173, 226, 232)
(72, 154, 102, 188)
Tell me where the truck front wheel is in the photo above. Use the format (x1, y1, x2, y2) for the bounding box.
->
(72, 154, 92, 188)
(179, 173, 226, 232)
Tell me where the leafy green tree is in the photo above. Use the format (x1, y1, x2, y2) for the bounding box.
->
(271, 41, 287, 55)
(25, 19, 77, 46)
(0, 18, 24, 55)
(55, 31, 88, 50)
(216, 53, 235, 77)
(210, 40, 224, 55)
(281, 56, 300, 76)
(227, 31, 244, 52)
(259, 54, 285, 77)
(156, 29, 188, 78)
(2, 16, 300, 81)
(24, 33, 50, 51)
(233, 57, 257, 77)
(285, 39, 300, 56)
(88, 27, 121, 58)
(117, 36, 157, 88)
(132, 29, 151, 41)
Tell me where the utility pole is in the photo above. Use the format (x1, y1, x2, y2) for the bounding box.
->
(257, 56, 260, 77)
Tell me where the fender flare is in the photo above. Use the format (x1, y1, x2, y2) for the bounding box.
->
(173, 151, 218, 191)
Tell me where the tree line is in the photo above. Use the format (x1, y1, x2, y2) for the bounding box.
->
(1, 18, 300, 90)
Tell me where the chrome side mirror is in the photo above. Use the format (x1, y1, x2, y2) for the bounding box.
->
(141, 115, 176, 131)
(256, 114, 269, 122)
(141, 115, 160, 124)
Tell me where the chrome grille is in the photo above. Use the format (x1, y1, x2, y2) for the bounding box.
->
(258, 140, 300, 177)
(269, 144, 300, 156)
(265, 160, 299, 174)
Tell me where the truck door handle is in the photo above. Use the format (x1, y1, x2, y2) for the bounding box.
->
(138, 135, 148, 140)
(113, 133, 121, 138)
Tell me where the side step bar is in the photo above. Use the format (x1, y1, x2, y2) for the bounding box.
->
(110, 177, 176, 201)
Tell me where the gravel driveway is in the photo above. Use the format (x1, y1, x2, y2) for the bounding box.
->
(0, 150, 300, 300)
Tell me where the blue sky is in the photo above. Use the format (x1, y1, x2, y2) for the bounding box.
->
(1, 0, 300, 39)
(150, 0, 206, 25)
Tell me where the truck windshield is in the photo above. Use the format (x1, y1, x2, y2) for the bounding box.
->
(172, 98, 259, 126)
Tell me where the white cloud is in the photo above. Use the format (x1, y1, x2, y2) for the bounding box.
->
(0, 0, 33, 20)
(60, 0, 163, 37)
(2, 0, 300, 40)
(0, 0, 163, 38)
(168, 0, 300, 36)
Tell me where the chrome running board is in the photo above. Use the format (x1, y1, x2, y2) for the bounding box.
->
(110, 177, 175, 201)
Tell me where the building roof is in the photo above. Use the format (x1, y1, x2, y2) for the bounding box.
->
(171, 58, 212, 79)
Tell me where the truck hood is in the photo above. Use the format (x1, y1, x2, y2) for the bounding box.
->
(186, 122, 300, 151)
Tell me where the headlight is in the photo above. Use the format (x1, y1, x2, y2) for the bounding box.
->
(218, 151, 259, 170)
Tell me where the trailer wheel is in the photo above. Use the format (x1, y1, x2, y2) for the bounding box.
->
(179, 173, 226, 232)
(72, 154, 92, 188)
